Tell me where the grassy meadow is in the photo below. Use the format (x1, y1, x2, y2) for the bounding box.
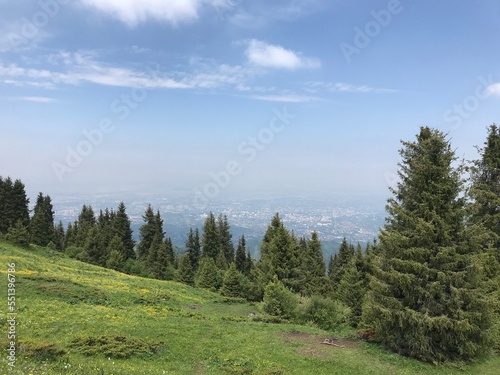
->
(1, 241, 499, 375)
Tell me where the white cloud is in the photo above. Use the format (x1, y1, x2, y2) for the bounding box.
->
(11, 96, 57, 103)
(0, 51, 253, 91)
(486, 83, 500, 96)
(245, 39, 321, 70)
(305, 81, 397, 94)
(252, 94, 318, 103)
(79, 0, 203, 27)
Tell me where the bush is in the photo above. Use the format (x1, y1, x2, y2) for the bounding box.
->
(263, 278, 298, 319)
(300, 296, 351, 331)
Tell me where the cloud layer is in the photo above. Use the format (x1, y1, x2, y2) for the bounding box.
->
(80, 0, 203, 26)
(245, 39, 321, 70)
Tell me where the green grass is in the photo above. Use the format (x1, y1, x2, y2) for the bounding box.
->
(0, 241, 499, 374)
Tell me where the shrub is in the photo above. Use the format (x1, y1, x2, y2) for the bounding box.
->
(263, 278, 298, 319)
(300, 296, 351, 331)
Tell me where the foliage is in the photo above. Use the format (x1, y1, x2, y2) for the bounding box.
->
(263, 278, 299, 319)
(30, 192, 55, 246)
(300, 296, 351, 331)
(5, 221, 30, 247)
(363, 127, 493, 363)
(196, 256, 219, 290)
(221, 263, 248, 298)
(69, 335, 162, 359)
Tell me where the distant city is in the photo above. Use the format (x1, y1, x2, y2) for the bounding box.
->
(50, 192, 387, 258)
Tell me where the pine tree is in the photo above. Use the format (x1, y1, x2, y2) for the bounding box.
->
(74, 205, 96, 247)
(176, 254, 195, 285)
(469, 124, 500, 254)
(256, 214, 301, 294)
(53, 221, 65, 251)
(146, 233, 164, 279)
(12, 179, 30, 229)
(468, 124, 500, 351)
(137, 205, 163, 259)
(218, 214, 234, 264)
(201, 212, 219, 260)
(30, 193, 54, 246)
(235, 235, 247, 273)
(330, 238, 354, 292)
(362, 127, 492, 362)
(0, 177, 29, 233)
(338, 244, 367, 326)
(196, 257, 218, 290)
(220, 263, 246, 298)
(106, 235, 126, 271)
(186, 227, 201, 271)
(244, 250, 253, 277)
(112, 202, 135, 259)
(5, 221, 30, 247)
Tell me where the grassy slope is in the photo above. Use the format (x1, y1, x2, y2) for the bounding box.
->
(0, 241, 499, 375)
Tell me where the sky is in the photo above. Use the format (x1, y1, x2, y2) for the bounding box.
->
(0, 0, 499, 206)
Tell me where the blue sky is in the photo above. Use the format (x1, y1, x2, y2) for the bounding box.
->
(0, 0, 499, 205)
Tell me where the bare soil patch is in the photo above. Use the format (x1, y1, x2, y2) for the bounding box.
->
(279, 331, 358, 358)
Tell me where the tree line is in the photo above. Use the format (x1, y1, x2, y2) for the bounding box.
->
(0, 124, 499, 363)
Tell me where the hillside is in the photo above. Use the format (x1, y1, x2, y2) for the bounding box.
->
(1, 241, 499, 375)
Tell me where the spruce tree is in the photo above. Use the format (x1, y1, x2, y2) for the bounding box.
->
(196, 257, 218, 290)
(112, 202, 135, 259)
(106, 235, 126, 271)
(330, 238, 354, 291)
(176, 254, 195, 286)
(220, 263, 246, 298)
(218, 214, 234, 264)
(74, 205, 96, 247)
(468, 124, 500, 350)
(235, 235, 247, 273)
(137, 205, 163, 259)
(0, 177, 29, 233)
(5, 221, 30, 247)
(186, 227, 201, 271)
(362, 127, 492, 362)
(338, 244, 367, 326)
(30, 193, 54, 246)
(201, 212, 219, 259)
(12, 179, 30, 229)
(53, 221, 65, 251)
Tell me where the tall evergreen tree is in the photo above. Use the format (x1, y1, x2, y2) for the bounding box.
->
(176, 254, 195, 286)
(218, 214, 234, 264)
(112, 202, 135, 259)
(137, 205, 163, 259)
(469, 124, 500, 254)
(362, 127, 492, 362)
(338, 244, 367, 326)
(0, 177, 30, 233)
(106, 235, 126, 271)
(30, 193, 54, 246)
(468, 124, 500, 351)
(201, 212, 219, 260)
(220, 263, 247, 298)
(186, 227, 201, 271)
(330, 238, 354, 291)
(53, 221, 65, 251)
(74, 205, 96, 247)
(235, 235, 247, 273)
(196, 257, 218, 290)
(299, 232, 327, 296)
(256, 214, 301, 294)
